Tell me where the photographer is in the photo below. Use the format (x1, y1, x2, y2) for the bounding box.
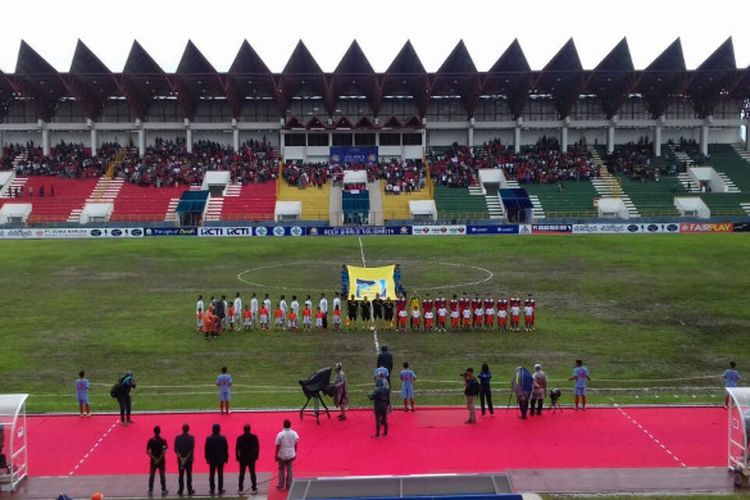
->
(462, 368, 479, 424)
(369, 374, 390, 438)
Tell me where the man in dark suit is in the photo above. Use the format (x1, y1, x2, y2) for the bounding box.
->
(146, 425, 168, 496)
(174, 423, 195, 496)
(204, 423, 228, 495)
(369, 375, 391, 438)
(376, 345, 394, 386)
(236, 424, 260, 494)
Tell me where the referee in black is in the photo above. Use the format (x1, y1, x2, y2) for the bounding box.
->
(347, 294, 358, 329)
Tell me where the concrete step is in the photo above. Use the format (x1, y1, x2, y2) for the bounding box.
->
(224, 184, 242, 197)
(67, 209, 82, 223)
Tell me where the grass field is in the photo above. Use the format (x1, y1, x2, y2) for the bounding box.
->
(0, 234, 749, 413)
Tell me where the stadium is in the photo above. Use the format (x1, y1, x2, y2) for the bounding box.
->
(1, 1, 750, 498)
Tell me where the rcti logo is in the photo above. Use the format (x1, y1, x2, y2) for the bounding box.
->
(355, 278, 386, 299)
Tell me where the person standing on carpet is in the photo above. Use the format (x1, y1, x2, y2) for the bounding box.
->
(76, 370, 91, 417)
(204, 423, 228, 496)
(174, 423, 195, 497)
(463, 368, 479, 423)
(333, 362, 349, 420)
(569, 359, 591, 410)
(146, 425, 168, 497)
(114, 371, 136, 425)
(724, 361, 741, 408)
(216, 366, 232, 415)
(275, 419, 299, 491)
(530, 363, 547, 416)
(376, 345, 394, 387)
(369, 374, 391, 437)
(478, 363, 493, 416)
(400, 362, 416, 412)
(236, 424, 260, 494)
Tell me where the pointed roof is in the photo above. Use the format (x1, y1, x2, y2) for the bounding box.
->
(15, 40, 58, 75)
(437, 40, 477, 74)
(70, 40, 111, 74)
(176, 40, 218, 75)
(229, 40, 271, 74)
(306, 116, 326, 129)
(637, 39, 687, 117)
(123, 40, 164, 74)
(483, 40, 532, 119)
(689, 38, 738, 117)
(535, 39, 584, 118)
(386, 41, 426, 74)
(588, 38, 635, 118)
(283, 41, 323, 74)
(335, 40, 374, 74)
(354, 116, 374, 129)
(382, 116, 403, 128)
(285, 116, 304, 129)
(334, 116, 354, 129)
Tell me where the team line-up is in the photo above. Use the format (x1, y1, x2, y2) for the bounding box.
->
(195, 292, 537, 335)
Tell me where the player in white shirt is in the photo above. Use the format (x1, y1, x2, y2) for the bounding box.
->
(436, 305, 447, 332)
(263, 294, 272, 318)
(473, 306, 484, 330)
(461, 306, 472, 330)
(332, 292, 342, 315)
(319, 293, 329, 329)
(233, 292, 243, 332)
(498, 308, 508, 333)
(510, 305, 521, 332)
(196, 295, 205, 332)
(250, 293, 259, 329)
(523, 305, 535, 332)
(304, 294, 313, 310)
(289, 295, 300, 329)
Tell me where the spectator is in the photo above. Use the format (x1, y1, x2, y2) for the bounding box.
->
(275, 419, 299, 492)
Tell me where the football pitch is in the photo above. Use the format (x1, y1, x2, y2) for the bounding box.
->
(0, 234, 748, 413)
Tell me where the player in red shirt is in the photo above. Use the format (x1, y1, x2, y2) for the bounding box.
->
(422, 294, 434, 333)
(449, 294, 460, 330)
(484, 294, 495, 330)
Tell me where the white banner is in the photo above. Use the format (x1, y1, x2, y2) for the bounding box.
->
(0, 227, 144, 239)
(412, 225, 467, 236)
(198, 226, 254, 238)
(572, 223, 681, 234)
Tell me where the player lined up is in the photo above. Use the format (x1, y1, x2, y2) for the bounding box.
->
(195, 291, 536, 336)
(196, 292, 346, 336)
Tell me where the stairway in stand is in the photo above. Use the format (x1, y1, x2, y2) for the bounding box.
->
(676, 172, 702, 192)
(590, 157, 641, 218)
(67, 177, 124, 222)
(0, 176, 29, 199)
(204, 197, 224, 222)
(733, 143, 750, 164)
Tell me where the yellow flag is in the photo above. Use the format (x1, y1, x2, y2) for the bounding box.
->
(346, 265, 397, 301)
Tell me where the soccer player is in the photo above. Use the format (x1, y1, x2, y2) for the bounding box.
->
(473, 302, 484, 330)
(372, 293, 383, 323)
(497, 307, 508, 333)
(450, 294, 460, 330)
(422, 294, 434, 332)
(233, 293, 242, 332)
(360, 296, 372, 325)
(196, 295, 205, 332)
(319, 293, 329, 329)
(76, 370, 91, 417)
(397, 302, 408, 332)
(523, 303, 535, 332)
(287, 309, 297, 331)
(302, 304, 312, 331)
(262, 294, 272, 319)
(471, 293, 482, 325)
(333, 292, 342, 320)
(220, 295, 228, 331)
(304, 294, 313, 312)
(291, 295, 300, 321)
(259, 303, 269, 331)
(333, 305, 342, 331)
(243, 305, 252, 331)
(203, 307, 216, 339)
(383, 297, 394, 329)
(315, 308, 324, 329)
(400, 362, 417, 411)
(484, 295, 495, 331)
(250, 293, 259, 330)
(279, 296, 288, 328)
(724, 361, 741, 407)
(217, 367, 232, 415)
(510, 303, 521, 332)
(569, 359, 591, 411)
(437, 301, 447, 332)
(461, 303, 472, 330)
(347, 294, 358, 329)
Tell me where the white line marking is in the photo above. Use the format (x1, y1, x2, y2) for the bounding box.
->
(67, 419, 119, 477)
(615, 405, 686, 468)
(358, 236, 367, 267)
(372, 327, 380, 354)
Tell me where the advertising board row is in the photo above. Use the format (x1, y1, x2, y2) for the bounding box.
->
(0, 222, 745, 239)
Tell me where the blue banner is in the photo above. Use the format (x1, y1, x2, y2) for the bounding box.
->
(467, 224, 519, 235)
(144, 227, 197, 237)
(308, 226, 411, 236)
(330, 147, 378, 164)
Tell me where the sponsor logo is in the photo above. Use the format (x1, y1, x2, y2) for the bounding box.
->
(355, 278, 387, 298)
(680, 222, 734, 233)
(90, 229, 103, 237)
(111, 229, 123, 237)
(199, 227, 253, 237)
(413, 225, 467, 236)
(255, 226, 268, 237)
(532, 224, 572, 234)
(273, 226, 286, 237)
(290, 226, 304, 237)
(131, 228, 144, 237)
(518, 225, 532, 235)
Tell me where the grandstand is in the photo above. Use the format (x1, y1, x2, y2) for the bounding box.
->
(433, 184, 489, 220)
(277, 180, 330, 221)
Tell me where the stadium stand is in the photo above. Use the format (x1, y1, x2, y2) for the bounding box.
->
(221, 183, 277, 222)
(277, 179, 330, 221)
(433, 184, 489, 219)
(11, 177, 99, 223)
(111, 183, 188, 223)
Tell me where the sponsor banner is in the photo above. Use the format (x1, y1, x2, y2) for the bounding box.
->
(346, 265, 397, 301)
(198, 226, 254, 238)
(573, 223, 681, 234)
(532, 224, 573, 234)
(467, 224, 519, 235)
(518, 224, 532, 236)
(144, 227, 197, 237)
(308, 226, 412, 236)
(88, 227, 144, 238)
(0, 227, 144, 239)
(330, 146, 378, 164)
(412, 225, 467, 236)
(254, 226, 305, 237)
(733, 223, 750, 233)
(679, 222, 734, 233)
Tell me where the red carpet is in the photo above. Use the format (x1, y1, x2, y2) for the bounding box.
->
(27, 407, 726, 479)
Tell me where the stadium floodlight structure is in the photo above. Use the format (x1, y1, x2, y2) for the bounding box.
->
(0, 394, 29, 492)
(726, 387, 750, 487)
